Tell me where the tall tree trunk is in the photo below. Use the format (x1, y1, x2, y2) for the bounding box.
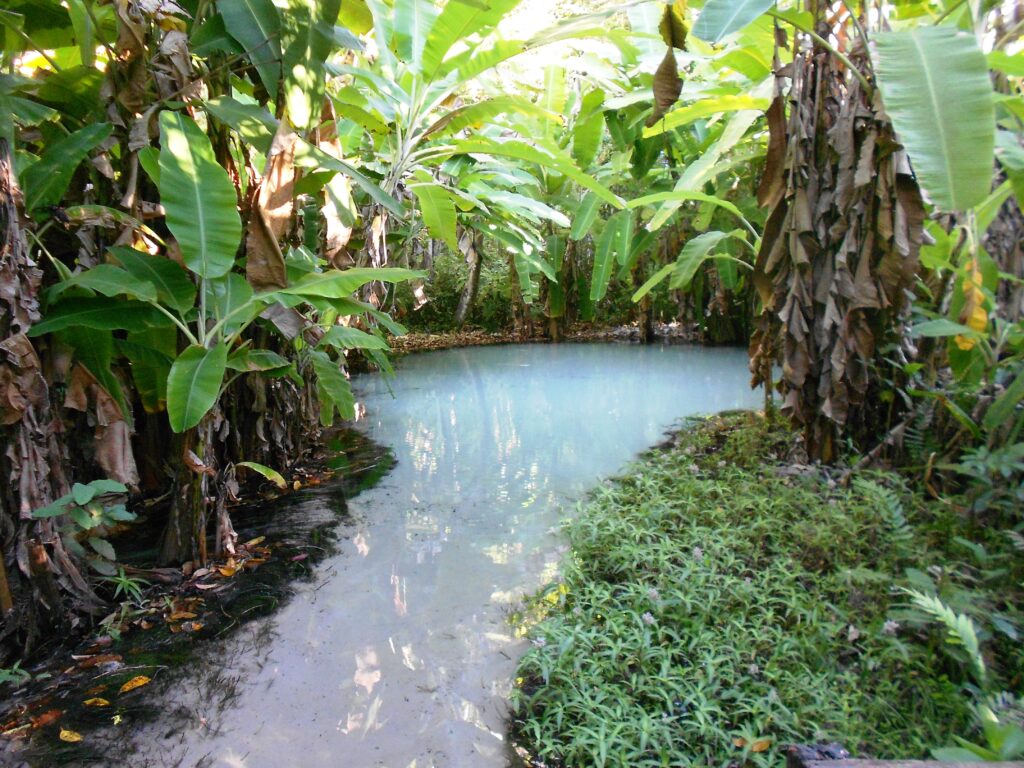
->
(633, 248, 655, 343)
(454, 231, 482, 329)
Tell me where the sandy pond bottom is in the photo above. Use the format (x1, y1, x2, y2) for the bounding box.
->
(95, 343, 760, 768)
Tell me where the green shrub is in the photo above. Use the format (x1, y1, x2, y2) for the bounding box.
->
(511, 413, 1023, 767)
(396, 246, 514, 332)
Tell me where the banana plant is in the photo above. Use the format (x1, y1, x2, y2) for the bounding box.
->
(327, 0, 628, 306)
(683, 0, 1013, 460)
(28, 107, 419, 565)
(686, 0, 1001, 216)
(500, 3, 769, 341)
(31, 111, 420, 436)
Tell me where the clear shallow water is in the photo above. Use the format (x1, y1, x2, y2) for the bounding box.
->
(106, 344, 760, 767)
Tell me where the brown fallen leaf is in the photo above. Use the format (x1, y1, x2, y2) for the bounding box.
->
(84, 685, 108, 697)
(733, 738, 746, 748)
(216, 564, 238, 577)
(752, 738, 772, 753)
(187, 622, 203, 632)
(30, 710, 62, 728)
(118, 676, 151, 694)
(83, 698, 110, 708)
(166, 611, 196, 621)
(59, 728, 83, 742)
(78, 653, 123, 669)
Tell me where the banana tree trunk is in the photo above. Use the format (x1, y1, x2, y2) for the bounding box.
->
(0, 138, 99, 657)
(748, 20, 924, 462)
(454, 231, 482, 329)
(159, 415, 214, 565)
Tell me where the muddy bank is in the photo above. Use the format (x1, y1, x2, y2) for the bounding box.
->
(387, 322, 701, 355)
(0, 430, 392, 767)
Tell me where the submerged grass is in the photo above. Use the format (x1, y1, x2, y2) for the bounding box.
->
(510, 411, 1023, 767)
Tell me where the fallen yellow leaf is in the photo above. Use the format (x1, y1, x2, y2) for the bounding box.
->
(83, 698, 109, 708)
(752, 738, 772, 752)
(118, 675, 151, 693)
(59, 728, 83, 742)
(167, 611, 197, 621)
(733, 738, 746, 748)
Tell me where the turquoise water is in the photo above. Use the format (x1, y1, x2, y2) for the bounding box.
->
(113, 343, 760, 767)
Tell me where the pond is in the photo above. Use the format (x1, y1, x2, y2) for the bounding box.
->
(83, 343, 760, 767)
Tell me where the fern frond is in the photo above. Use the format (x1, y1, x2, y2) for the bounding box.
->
(902, 587, 987, 684)
(854, 478, 912, 547)
(904, 403, 939, 463)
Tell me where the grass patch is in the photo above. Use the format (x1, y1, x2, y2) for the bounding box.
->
(510, 411, 1024, 767)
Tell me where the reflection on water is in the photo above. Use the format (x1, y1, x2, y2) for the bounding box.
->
(97, 344, 760, 767)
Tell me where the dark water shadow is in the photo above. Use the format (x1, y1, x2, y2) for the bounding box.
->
(0, 430, 393, 767)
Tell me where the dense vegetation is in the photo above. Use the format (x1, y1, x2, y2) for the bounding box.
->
(0, 0, 1021, 762)
(511, 413, 1024, 765)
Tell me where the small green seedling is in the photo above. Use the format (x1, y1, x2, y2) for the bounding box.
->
(0, 661, 32, 686)
(32, 479, 136, 575)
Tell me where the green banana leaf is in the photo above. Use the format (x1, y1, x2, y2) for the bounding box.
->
(217, 0, 282, 97)
(692, 0, 774, 43)
(21, 123, 112, 213)
(166, 343, 229, 433)
(409, 179, 459, 250)
(108, 247, 197, 316)
(280, 267, 424, 300)
(158, 111, 242, 279)
(310, 349, 355, 425)
(873, 27, 995, 212)
(29, 298, 173, 335)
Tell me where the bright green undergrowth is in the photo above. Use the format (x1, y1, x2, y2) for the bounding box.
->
(510, 412, 1023, 768)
